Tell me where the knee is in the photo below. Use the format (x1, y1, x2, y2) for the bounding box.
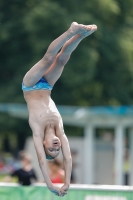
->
(56, 54, 70, 66)
(42, 53, 56, 65)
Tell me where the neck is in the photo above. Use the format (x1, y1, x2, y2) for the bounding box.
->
(45, 125, 55, 138)
(22, 163, 31, 170)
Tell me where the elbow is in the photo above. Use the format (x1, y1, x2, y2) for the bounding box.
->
(42, 53, 56, 65)
(64, 156, 72, 163)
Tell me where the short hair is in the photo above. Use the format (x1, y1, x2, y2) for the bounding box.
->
(43, 146, 59, 160)
(19, 151, 32, 163)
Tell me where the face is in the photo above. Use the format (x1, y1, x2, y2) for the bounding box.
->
(44, 136, 61, 158)
(21, 156, 31, 166)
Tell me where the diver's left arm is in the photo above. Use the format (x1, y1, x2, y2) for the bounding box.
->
(62, 134, 72, 186)
(57, 131, 72, 192)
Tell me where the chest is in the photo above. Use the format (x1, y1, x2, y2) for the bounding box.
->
(17, 169, 34, 178)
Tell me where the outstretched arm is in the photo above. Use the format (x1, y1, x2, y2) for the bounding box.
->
(62, 134, 72, 186)
(57, 129, 72, 193)
(33, 134, 52, 187)
(61, 135, 72, 194)
(33, 133, 62, 196)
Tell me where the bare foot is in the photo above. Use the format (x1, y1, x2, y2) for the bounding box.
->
(69, 22, 97, 36)
(81, 24, 97, 37)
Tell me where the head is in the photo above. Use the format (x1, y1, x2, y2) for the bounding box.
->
(19, 151, 32, 166)
(43, 129, 61, 160)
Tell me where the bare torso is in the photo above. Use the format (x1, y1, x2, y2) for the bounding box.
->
(23, 90, 64, 138)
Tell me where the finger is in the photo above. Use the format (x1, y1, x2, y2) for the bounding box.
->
(60, 191, 67, 196)
(60, 192, 64, 196)
(54, 191, 59, 196)
(60, 190, 67, 194)
(62, 193, 67, 197)
(62, 192, 67, 195)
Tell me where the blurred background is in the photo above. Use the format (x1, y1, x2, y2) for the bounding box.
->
(0, 0, 133, 188)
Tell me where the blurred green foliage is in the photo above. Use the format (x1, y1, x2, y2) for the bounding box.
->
(0, 0, 133, 146)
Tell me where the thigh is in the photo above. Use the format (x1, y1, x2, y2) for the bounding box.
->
(43, 54, 70, 86)
(43, 63, 64, 86)
(23, 55, 55, 87)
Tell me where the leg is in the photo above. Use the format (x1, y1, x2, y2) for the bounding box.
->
(23, 22, 93, 87)
(44, 25, 97, 86)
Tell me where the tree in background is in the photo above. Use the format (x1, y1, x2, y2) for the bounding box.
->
(21, 0, 133, 105)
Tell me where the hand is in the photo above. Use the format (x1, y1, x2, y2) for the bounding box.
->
(59, 184, 69, 196)
(48, 185, 62, 197)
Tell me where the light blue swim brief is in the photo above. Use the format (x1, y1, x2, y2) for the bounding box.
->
(22, 77, 53, 91)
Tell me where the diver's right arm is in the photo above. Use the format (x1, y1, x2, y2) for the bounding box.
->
(29, 120, 51, 186)
(33, 134, 62, 196)
(33, 134, 52, 187)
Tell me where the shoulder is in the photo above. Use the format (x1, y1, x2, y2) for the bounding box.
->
(11, 168, 21, 176)
(55, 119, 65, 138)
(57, 132, 69, 146)
(55, 128, 66, 139)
